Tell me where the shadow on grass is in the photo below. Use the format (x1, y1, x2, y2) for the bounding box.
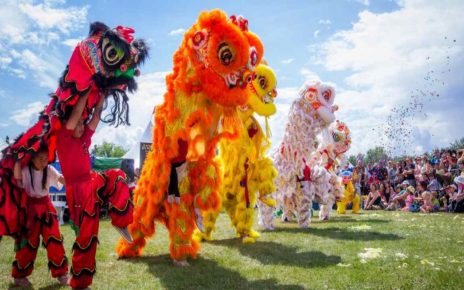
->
(279, 215, 390, 225)
(271, 227, 403, 241)
(128, 255, 305, 290)
(209, 239, 341, 269)
(315, 216, 390, 224)
(7, 281, 65, 290)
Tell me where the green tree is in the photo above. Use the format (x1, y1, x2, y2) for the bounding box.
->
(92, 142, 128, 158)
(365, 146, 389, 165)
(348, 155, 357, 166)
(449, 137, 464, 151)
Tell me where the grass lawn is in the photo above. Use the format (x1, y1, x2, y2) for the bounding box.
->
(1, 210, 463, 289)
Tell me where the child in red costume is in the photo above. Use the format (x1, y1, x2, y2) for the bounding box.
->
(11, 144, 68, 287)
(56, 93, 133, 289)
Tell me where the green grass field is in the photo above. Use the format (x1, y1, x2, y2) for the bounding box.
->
(1, 210, 463, 289)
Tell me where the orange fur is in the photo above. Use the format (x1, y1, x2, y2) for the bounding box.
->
(116, 9, 264, 261)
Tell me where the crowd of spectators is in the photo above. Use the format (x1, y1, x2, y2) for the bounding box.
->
(350, 148, 464, 213)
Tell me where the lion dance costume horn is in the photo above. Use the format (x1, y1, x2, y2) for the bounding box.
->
(116, 10, 264, 261)
(195, 62, 278, 244)
(260, 82, 338, 229)
(0, 22, 148, 238)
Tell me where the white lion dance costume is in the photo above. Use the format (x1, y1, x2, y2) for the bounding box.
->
(195, 63, 278, 243)
(309, 120, 352, 220)
(260, 82, 338, 229)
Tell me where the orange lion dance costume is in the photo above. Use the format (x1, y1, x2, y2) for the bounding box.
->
(116, 10, 264, 263)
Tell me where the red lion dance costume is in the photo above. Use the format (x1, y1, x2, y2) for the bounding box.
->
(116, 10, 264, 264)
(0, 22, 148, 288)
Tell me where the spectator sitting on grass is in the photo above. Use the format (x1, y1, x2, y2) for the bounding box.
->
(402, 185, 416, 212)
(364, 183, 387, 210)
(426, 170, 441, 192)
(382, 180, 394, 204)
(449, 176, 464, 213)
(440, 184, 457, 212)
(385, 181, 409, 211)
(416, 180, 434, 213)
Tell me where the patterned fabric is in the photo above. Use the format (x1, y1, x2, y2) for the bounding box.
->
(67, 169, 132, 289)
(12, 196, 68, 279)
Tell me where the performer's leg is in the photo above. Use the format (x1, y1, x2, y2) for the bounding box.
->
(257, 199, 275, 230)
(319, 203, 332, 221)
(282, 195, 294, 222)
(98, 169, 133, 228)
(337, 199, 347, 214)
(235, 203, 259, 243)
(296, 181, 313, 228)
(42, 214, 68, 278)
(194, 210, 219, 242)
(166, 195, 199, 262)
(69, 189, 100, 289)
(352, 194, 361, 214)
(12, 223, 40, 279)
(222, 191, 238, 229)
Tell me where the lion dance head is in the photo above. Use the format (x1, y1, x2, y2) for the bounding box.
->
(180, 11, 264, 107)
(329, 120, 351, 156)
(299, 82, 338, 125)
(241, 62, 278, 118)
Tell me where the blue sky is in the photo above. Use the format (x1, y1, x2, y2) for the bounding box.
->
(1, 0, 463, 160)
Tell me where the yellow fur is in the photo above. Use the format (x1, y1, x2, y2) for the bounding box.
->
(198, 64, 278, 243)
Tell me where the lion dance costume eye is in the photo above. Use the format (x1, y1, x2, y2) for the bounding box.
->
(0, 22, 148, 237)
(115, 10, 264, 262)
(192, 61, 279, 243)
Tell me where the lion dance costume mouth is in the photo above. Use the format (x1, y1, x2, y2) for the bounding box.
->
(194, 62, 278, 244)
(115, 10, 264, 261)
(261, 82, 339, 229)
(0, 22, 148, 238)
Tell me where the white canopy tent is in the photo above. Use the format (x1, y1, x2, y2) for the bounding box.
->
(123, 115, 153, 169)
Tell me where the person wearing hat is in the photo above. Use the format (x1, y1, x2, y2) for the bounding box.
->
(402, 185, 417, 212)
(449, 176, 464, 212)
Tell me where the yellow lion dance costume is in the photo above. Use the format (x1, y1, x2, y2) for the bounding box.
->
(196, 63, 278, 244)
(116, 10, 264, 263)
(337, 170, 360, 214)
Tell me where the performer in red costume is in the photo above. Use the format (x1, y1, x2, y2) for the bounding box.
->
(11, 144, 68, 287)
(56, 93, 133, 289)
(0, 22, 147, 288)
(0, 21, 147, 239)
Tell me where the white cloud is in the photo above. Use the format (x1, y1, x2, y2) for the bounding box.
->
(313, 30, 320, 38)
(18, 2, 88, 34)
(319, 19, 332, 25)
(300, 68, 322, 83)
(0, 123, 8, 128)
(314, 0, 464, 156)
(168, 28, 186, 36)
(9, 101, 45, 127)
(0, 0, 88, 85)
(16, 49, 63, 88)
(354, 0, 370, 6)
(62, 38, 81, 49)
(280, 58, 294, 64)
